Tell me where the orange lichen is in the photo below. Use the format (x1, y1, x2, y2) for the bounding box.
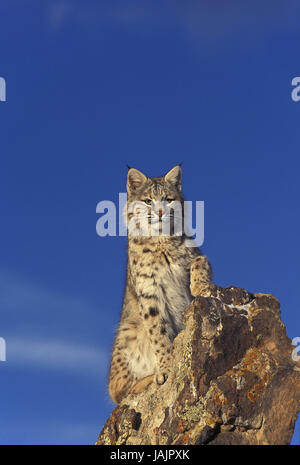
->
(248, 306, 262, 317)
(177, 431, 192, 444)
(247, 372, 270, 403)
(215, 393, 227, 405)
(240, 347, 263, 373)
(206, 416, 222, 427)
(248, 391, 256, 402)
(176, 418, 187, 433)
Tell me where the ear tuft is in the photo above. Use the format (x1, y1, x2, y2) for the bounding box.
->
(164, 165, 182, 190)
(127, 168, 147, 192)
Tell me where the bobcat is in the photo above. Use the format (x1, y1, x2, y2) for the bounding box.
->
(108, 165, 212, 403)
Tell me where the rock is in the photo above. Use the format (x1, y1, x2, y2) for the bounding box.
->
(96, 286, 300, 445)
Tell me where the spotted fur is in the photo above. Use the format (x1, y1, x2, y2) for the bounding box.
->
(108, 165, 212, 403)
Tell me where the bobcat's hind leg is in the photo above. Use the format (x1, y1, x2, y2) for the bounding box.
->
(108, 358, 135, 404)
(108, 325, 138, 403)
(190, 255, 215, 297)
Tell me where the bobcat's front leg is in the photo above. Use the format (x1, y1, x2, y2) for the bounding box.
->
(190, 255, 215, 297)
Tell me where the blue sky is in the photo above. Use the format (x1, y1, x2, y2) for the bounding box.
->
(0, 0, 300, 444)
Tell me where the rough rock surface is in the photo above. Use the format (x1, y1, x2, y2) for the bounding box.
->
(96, 286, 300, 445)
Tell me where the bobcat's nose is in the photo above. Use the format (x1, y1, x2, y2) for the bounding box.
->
(158, 209, 163, 218)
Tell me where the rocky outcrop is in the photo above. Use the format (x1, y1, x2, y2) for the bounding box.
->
(96, 286, 300, 445)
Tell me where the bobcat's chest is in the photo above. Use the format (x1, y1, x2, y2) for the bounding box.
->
(136, 246, 192, 337)
(155, 258, 192, 337)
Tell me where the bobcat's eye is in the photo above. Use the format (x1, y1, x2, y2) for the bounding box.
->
(166, 198, 175, 203)
(143, 199, 152, 205)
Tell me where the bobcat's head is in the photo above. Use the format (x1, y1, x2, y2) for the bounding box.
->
(126, 165, 184, 237)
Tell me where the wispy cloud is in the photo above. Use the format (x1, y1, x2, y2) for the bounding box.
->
(47, 0, 74, 30)
(0, 269, 98, 318)
(45, 0, 300, 52)
(0, 269, 110, 376)
(5, 336, 109, 377)
(47, 0, 161, 30)
(1, 420, 102, 445)
(0, 268, 109, 342)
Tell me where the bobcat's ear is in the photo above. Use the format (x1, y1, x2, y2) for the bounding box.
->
(127, 168, 147, 192)
(164, 165, 182, 191)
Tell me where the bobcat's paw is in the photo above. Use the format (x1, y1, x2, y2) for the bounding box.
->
(131, 375, 155, 394)
(155, 373, 168, 385)
(191, 282, 217, 297)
